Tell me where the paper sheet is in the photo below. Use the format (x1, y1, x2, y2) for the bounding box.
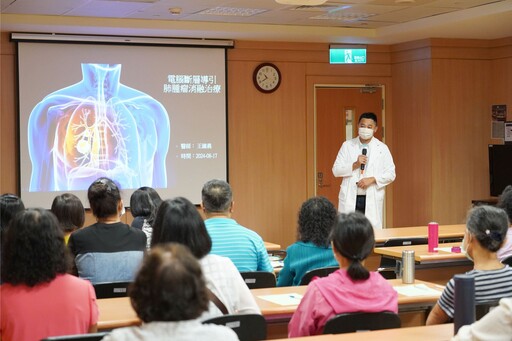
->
(394, 284, 442, 297)
(258, 293, 303, 306)
(434, 246, 455, 253)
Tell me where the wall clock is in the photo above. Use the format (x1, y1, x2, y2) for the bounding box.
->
(253, 63, 281, 93)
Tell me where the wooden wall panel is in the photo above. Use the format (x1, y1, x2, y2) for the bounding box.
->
(227, 60, 308, 248)
(431, 59, 492, 223)
(391, 59, 433, 227)
(0, 32, 17, 194)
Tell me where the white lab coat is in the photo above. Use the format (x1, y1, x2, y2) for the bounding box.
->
(332, 137, 396, 229)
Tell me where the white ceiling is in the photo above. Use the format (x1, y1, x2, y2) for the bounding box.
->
(1, 0, 512, 44)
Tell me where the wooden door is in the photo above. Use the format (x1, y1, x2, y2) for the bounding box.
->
(316, 87, 383, 206)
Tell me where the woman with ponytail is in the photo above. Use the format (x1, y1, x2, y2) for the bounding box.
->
(288, 211, 398, 337)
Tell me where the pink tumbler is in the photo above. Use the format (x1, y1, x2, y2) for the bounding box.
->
(428, 222, 439, 252)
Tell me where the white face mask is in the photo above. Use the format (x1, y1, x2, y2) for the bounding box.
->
(359, 127, 374, 140)
(120, 206, 126, 217)
(461, 235, 473, 262)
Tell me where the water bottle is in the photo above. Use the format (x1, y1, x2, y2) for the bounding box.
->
(402, 250, 415, 284)
(428, 222, 439, 252)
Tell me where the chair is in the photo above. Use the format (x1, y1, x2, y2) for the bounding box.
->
(93, 281, 131, 299)
(203, 314, 267, 341)
(502, 256, 512, 267)
(299, 266, 339, 285)
(378, 237, 428, 279)
(475, 299, 500, 320)
(323, 311, 401, 334)
(41, 332, 109, 341)
(240, 271, 276, 289)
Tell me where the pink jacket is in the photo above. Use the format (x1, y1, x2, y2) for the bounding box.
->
(288, 269, 398, 337)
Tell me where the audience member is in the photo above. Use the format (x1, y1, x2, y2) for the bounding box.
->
(427, 205, 512, 325)
(1, 209, 98, 341)
(497, 185, 512, 262)
(102, 244, 238, 341)
(68, 177, 146, 284)
(452, 297, 512, 341)
(201, 179, 273, 272)
(51, 193, 85, 244)
(0, 193, 25, 234)
(151, 197, 260, 320)
(288, 211, 398, 337)
(130, 186, 162, 248)
(277, 196, 338, 286)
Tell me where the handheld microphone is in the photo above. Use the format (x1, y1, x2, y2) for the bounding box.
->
(361, 148, 367, 172)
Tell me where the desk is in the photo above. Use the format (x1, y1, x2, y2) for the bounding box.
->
(373, 242, 473, 285)
(269, 323, 454, 341)
(374, 224, 465, 245)
(374, 242, 469, 265)
(265, 241, 282, 251)
(98, 279, 443, 336)
(252, 279, 442, 320)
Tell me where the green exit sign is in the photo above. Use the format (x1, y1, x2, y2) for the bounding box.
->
(330, 48, 367, 64)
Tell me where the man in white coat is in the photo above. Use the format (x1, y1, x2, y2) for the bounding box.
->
(332, 112, 395, 229)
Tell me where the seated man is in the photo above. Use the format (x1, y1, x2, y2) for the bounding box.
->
(68, 177, 146, 284)
(201, 179, 273, 273)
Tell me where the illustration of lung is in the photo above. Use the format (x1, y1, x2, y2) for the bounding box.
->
(28, 63, 170, 191)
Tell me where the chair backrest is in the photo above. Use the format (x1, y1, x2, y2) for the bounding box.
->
(203, 314, 267, 341)
(300, 266, 339, 285)
(502, 256, 512, 267)
(475, 299, 500, 320)
(93, 281, 132, 299)
(323, 311, 401, 334)
(240, 271, 276, 289)
(41, 332, 109, 341)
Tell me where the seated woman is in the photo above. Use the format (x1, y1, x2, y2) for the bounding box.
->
(497, 185, 512, 262)
(452, 297, 512, 341)
(51, 193, 85, 244)
(130, 187, 162, 248)
(0, 193, 25, 233)
(277, 196, 338, 286)
(288, 211, 398, 337)
(1, 209, 98, 341)
(151, 197, 260, 319)
(102, 244, 238, 341)
(68, 177, 146, 284)
(427, 205, 512, 325)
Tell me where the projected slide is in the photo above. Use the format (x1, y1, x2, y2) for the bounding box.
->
(28, 63, 170, 191)
(17, 42, 227, 208)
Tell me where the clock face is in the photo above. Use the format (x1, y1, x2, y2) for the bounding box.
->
(253, 63, 281, 93)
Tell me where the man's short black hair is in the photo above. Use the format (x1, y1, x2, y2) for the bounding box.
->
(88, 177, 121, 218)
(358, 112, 378, 125)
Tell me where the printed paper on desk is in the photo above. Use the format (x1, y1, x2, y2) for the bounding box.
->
(394, 284, 442, 297)
(434, 246, 454, 253)
(258, 293, 303, 306)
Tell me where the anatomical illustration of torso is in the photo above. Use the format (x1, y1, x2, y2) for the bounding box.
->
(28, 63, 170, 191)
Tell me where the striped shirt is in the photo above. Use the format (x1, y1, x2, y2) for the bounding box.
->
(204, 217, 273, 272)
(438, 265, 512, 318)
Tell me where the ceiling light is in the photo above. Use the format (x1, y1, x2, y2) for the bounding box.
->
(276, 0, 328, 5)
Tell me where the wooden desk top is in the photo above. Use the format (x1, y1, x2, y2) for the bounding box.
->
(374, 242, 468, 264)
(374, 224, 465, 244)
(252, 279, 443, 317)
(97, 279, 443, 330)
(269, 323, 454, 341)
(265, 241, 282, 251)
